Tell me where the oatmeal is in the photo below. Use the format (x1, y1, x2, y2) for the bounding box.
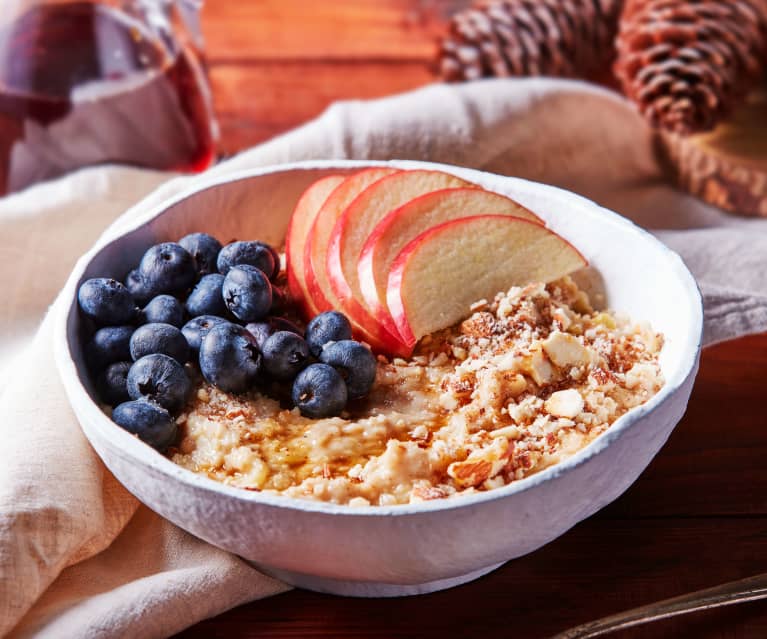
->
(171, 277, 664, 506)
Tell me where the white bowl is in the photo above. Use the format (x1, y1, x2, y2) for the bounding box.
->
(54, 160, 702, 597)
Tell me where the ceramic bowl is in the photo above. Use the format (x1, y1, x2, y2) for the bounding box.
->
(54, 160, 703, 597)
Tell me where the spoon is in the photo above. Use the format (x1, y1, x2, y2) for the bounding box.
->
(550, 572, 767, 638)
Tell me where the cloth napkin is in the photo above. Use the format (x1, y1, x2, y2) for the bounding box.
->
(2, 78, 766, 639)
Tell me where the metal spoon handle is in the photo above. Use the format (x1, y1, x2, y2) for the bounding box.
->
(550, 573, 767, 639)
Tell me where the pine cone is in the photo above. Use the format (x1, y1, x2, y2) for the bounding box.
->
(439, 0, 624, 82)
(660, 83, 767, 217)
(615, 0, 767, 135)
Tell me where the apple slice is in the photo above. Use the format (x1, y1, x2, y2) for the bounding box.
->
(357, 187, 543, 336)
(286, 174, 345, 317)
(387, 215, 588, 348)
(326, 170, 473, 342)
(304, 167, 398, 314)
(303, 166, 409, 355)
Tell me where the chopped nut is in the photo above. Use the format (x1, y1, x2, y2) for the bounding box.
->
(625, 362, 659, 391)
(545, 389, 584, 419)
(448, 458, 493, 487)
(447, 439, 510, 488)
(542, 331, 591, 368)
(452, 346, 468, 360)
(489, 424, 521, 440)
(171, 270, 664, 507)
(552, 307, 572, 330)
(593, 312, 616, 329)
(504, 372, 527, 398)
(525, 347, 555, 385)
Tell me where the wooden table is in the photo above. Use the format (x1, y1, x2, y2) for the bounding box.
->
(179, 2, 767, 637)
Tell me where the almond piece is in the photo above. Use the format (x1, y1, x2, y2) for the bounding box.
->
(544, 389, 584, 419)
(542, 331, 591, 368)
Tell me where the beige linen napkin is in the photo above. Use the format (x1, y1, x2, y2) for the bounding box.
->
(2, 78, 766, 638)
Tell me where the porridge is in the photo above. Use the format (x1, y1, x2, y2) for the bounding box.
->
(171, 277, 664, 506)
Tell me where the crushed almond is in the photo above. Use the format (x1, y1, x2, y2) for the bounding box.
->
(172, 277, 664, 506)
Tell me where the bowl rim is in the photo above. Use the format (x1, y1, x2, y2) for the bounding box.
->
(54, 159, 704, 517)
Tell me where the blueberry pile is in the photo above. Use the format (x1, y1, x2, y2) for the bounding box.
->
(77, 233, 377, 452)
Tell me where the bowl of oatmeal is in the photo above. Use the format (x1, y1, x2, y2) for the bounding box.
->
(55, 160, 702, 596)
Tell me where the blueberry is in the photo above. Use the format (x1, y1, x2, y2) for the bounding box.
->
(185, 273, 226, 317)
(222, 265, 272, 322)
(319, 340, 377, 399)
(179, 232, 222, 276)
(130, 323, 190, 363)
(126, 353, 191, 413)
(243, 321, 271, 349)
(265, 244, 281, 280)
(262, 331, 311, 380)
(97, 361, 132, 405)
(138, 242, 196, 296)
(217, 241, 276, 278)
(141, 295, 185, 327)
(291, 363, 347, 418)
(181, 315, 229, 354)
(77, 278, 136, 325)
(199, 323, 262, 393)
(125, 269, 155, 306)
(112, 398, 177, 451)
(86, 325, 133, 370)
(305, 311, 353, 357)
(245, 317, 302, 349)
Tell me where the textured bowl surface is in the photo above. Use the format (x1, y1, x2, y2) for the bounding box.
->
(54, 160, 702, 596)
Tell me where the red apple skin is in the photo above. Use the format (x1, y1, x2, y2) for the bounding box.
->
(357, 187, 544, 338)
(305, 249, 409, 355)
(326, 219, 352, 305)
(303, 167, 398, 316)
(301, 167, 410, 356)
(386, 254, 415, 348)
(303, 243, 332, 314)
(358, 244, 401, 340)
(325, 170, 471, 353)
(387, 215, 587, 349)
(286, 174, 345, 318)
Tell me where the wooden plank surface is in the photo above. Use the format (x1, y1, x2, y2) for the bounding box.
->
(203, 0, 468, 154)
(178, 518, 767, 639)
(177, 2, 767, 637)
(210, 62, 434, 155)
(202, 0, 463, 61)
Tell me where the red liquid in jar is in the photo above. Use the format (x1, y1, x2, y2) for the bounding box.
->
(0, 2, 216, 195)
